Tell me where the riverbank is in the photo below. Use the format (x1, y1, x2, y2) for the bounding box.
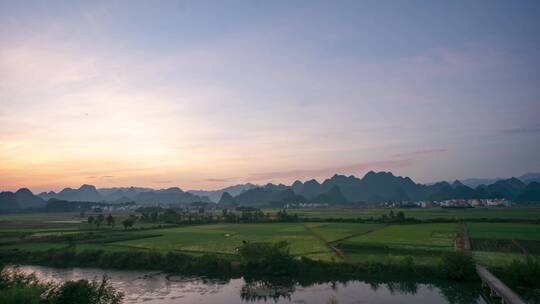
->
(6, 264, 486, 304)
(0, 245, 477, 283)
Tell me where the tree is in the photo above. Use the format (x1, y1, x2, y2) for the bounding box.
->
(96, 214, 105, 229)
(122, 215, 137, 230)
(106, 214, 115, 228)
(396, 211, 405, 222)
(87, 216, 95, 225)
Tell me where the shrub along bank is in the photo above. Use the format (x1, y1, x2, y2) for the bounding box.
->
(0, 242, 478, 282)
(0, 263, 123, 304)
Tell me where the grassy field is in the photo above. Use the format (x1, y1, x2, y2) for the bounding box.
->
(466, 223, 540, 240)
(1, 209, 539, 268)
(279, 207, 540, 221)
(339, 223, 457, 251)
(466, 222, 540, 260)
(305, 222, 385, 242)
(334, 223, 457, 266)
(113, 223, 331, 256)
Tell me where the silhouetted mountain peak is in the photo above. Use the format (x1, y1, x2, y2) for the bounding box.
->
(15, 188, 33, 195)
(163, 187, 183, 193)
(305, 179, 320, 186)
(218, 192, 234, 205)
(79, 184, 97, 191)
(452, 180, 464, 188)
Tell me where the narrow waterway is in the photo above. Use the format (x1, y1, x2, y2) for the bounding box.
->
(10, 265, 486, 304)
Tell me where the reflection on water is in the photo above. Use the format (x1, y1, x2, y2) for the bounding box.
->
(9, 265, 486, 304)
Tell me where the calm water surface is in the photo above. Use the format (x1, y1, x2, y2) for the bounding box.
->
(11, 265, 486, 304)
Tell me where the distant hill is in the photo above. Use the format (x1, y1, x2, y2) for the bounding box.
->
(457, 172, 540, 188)
(7, 170, 540, 212)
(483, 178, 526, 200)
(130, 187, 207, 204)
(218, 192, 235, 206)
(39, 184, 103, 202)
(232, 184, 305, 207)
(291, 172, 426, 203)
(519, 172, 540, 184)
(38, 185, 209, 205)
(0, 188, 45, 212)
(98, 187, 154, 201)
(188, 183, 258, 203)
(226, 171, 540, 207)
(516, 182, 540, 202)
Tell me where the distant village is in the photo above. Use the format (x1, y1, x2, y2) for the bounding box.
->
(284, 198, 512, 209)
(89, 198, 512, 213)
(384, 198, 512, 208)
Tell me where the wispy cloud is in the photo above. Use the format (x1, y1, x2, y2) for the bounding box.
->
(205, 177, 241, 183)
(500, 128, 540, 134)
(152, 180, 173, 184)
(392, 149, 448, 158)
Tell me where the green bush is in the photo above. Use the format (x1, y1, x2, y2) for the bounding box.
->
(238, 241, 298, 275)
(0, 285, 43, 304)
(503, 257, 540, 288)
(1, 264, 123, 304)
(46, 277, 123, 304)
(438, 251, 476, 280)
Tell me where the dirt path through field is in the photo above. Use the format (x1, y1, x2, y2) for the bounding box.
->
(330, 228, 380, 244)
(454, 223, 470, 251)
(302, 224, 348, 261)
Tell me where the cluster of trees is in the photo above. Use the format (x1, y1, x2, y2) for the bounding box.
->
(85, 214, 137, 230)
(222, 207, 269, 223)
(0, 264, 123, 304)
(87, 214, 115, 228)
(138, 208, 216, 224)
(238, 241, 298, 275)
(121, 214, 138, 230)
(379, 210, 407, 223)
(136, 207, 305, 225)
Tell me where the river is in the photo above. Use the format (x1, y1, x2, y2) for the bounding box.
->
(10, 265, 486, 304)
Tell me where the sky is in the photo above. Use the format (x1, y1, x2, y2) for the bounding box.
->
(1, 0, 539, 193)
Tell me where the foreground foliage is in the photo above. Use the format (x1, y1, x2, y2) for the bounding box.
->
(0, 264, 124, 304)
(0, 242, 480, 282)
(497, 256, 540, 288)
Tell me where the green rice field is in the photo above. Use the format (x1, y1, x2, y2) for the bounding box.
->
(282, 207, 540, 221)
(1, 209, 539, 267)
